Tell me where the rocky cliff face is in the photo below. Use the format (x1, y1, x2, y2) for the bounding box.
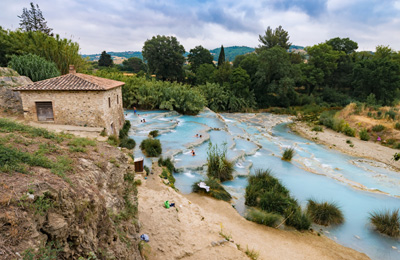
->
(0, 121, 142, 259)
(0, 67, 32, 113)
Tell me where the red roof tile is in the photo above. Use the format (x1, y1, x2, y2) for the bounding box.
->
(13, 73, 124, 91)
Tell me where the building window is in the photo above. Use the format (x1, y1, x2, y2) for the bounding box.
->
(117, 95, 119, 104)
(108, 97, 111, 108)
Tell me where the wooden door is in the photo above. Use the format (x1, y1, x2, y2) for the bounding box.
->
(36, 102, 54, 121)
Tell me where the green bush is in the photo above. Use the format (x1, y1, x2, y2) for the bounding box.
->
(8, 53, 60, 82)
(385, 110, 397, 120)
(395, 122, 400, 130)
(307, 199, 344, 226)
(107, 135, 119, 146)
(282, 147, 295, 161)
(149, 130, 159, 138)
(158, 157, 174, 173)
(343, 124, 356, 137)
(359, 128, 370, 141)
(312, 125, 323, 132)
(372, 124, 385, 132)
(119, 120, 131, 139)
(140, 138, 162, 157)
(207, 142, 233, 182)
(245, 169, 310, 230)
(246, 208, 281, 227)
(192, 178, 232, 201)
(160, 168, 176, 189)
(369, 209, 400, 237)
(119, 137, 136, 149)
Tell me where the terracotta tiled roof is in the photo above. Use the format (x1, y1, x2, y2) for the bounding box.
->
(13, 73, 124, 91)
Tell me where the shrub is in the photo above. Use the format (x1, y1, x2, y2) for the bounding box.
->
(284, 206, 311, 231)
(343, 125, 355, 137)
(245, 246, 260, 260)
(8, 53, 60, 82)
(359, 128, 370, 141)
(207, 142, 233, 182)
(100, 128, 107, 137)
(395, 122, 400, 130)
(143, 165, 150, 175)
(192, 178, 232, 201)
(307, 199, 344, 226)
(246, 208, 281, 227)
(312, 125, 323, 132)
(385, 110, 397, 120)
(119, 137, 136, 149)
(107, 135, 119, 146)
(149, 130, 159, 138)
(282, 147, 295, 161)
(369, 209, 400, 237)
(140, 138, 162, 157)
(160, 168, 176, 189)
(119, 120, 131, 139)
(158, 157, 174, 173)
(245, 169, 310, 230)
(372, 124, 385, 132)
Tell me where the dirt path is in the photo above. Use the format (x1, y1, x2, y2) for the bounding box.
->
(137, 163, 369, 260)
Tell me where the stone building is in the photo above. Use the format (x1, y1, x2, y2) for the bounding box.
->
(13, 66, 125, 135)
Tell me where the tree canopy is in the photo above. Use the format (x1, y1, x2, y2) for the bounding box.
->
(142, 35, 185, 81)
(121, 57, 147, 73)
(98, 51, 113, 67)
(258, 26, 291, 51)
(18, 2, 53, 36)
(217, 45, 225, 68)
(188, 45, 214, 72)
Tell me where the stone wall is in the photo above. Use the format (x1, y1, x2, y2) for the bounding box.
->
(18, 87, 124, 134)
(101, 86, 125, 135)
(0, 67, 32, 113)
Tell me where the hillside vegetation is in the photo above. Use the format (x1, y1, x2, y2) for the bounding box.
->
(0, 118, 142, 259)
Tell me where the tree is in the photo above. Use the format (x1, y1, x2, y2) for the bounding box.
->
(258, 26, 291, 51)
(326, 37, 358, 54)
(302, 43, 343, 95)
(196, 63, 216, 85)
(121, 57, 146, 73)
(254, 47, 299, 107)
(214, 61, 231, 85)
(98, 51, 113, 67)
(142, 35, 185, 81)
(230, 67, 256, 108)
(8, 53, 60, 82)
(352, 56, 400, 105)
(18, 2, 53, 36)
(217, 45, 225, 68)
(187, 45, 214, 73)
(0, 29, 86, 73)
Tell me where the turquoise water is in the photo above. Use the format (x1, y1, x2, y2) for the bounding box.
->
(127, 109, 400, 260)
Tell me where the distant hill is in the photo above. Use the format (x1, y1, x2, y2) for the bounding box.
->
(82, 51, 142, 62)
(82, 45, 304, 63)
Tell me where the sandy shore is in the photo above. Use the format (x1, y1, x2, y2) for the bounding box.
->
(291, 122, 400, 171)
(137, 163, 369, 260)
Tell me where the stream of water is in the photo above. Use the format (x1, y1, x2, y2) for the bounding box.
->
(127, 109, 400, 260)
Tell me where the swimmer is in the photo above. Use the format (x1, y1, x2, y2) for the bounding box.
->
(195, 134, 198, 138)
(143, 118, 146, 123)
(199, 135, 202, 138)
(191, 150, 195, 156)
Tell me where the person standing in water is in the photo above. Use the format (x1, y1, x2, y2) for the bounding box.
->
(134, 107, 137, 115)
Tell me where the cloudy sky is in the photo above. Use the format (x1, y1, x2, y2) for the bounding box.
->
(1, 0, 400, 54)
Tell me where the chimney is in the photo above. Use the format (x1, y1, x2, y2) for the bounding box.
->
(69, 65, 76, 74)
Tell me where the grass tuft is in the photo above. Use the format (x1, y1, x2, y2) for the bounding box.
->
(282, 147, 295, 161)
(369, 209, 400, 237)
(207, 142, 233, 182)
(192, 178, 232, 202)
(307, 199, 344, 226)
(246, 208, 281, 227)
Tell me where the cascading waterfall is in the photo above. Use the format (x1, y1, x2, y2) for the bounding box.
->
(128, 109, 400, 260)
